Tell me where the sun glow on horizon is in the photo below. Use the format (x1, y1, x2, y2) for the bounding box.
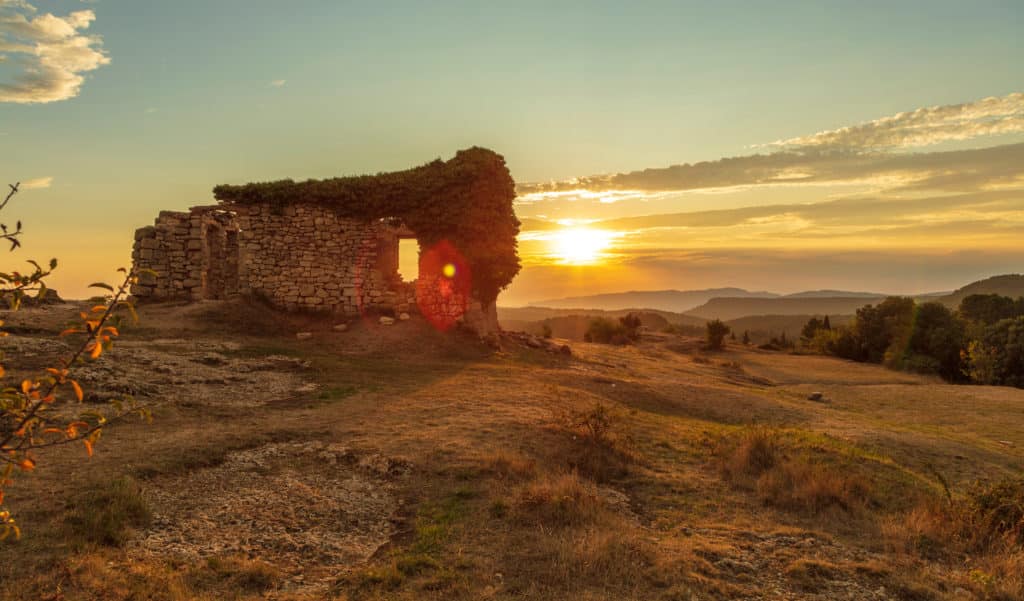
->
(549, 227, 616, 265)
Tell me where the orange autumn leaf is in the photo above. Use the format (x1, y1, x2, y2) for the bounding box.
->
(82, 439, 93, 457)
(19, 458, 34, 472)
(70, 380, 83, 401)
(89, 342, 102, 359)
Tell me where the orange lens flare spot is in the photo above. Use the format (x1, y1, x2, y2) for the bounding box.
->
(416, 240, 471, 332)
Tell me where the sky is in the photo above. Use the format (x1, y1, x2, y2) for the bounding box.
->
(1, 0, 1022, 305)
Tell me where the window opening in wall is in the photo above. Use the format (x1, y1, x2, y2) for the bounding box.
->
(398, 238, 420, 282)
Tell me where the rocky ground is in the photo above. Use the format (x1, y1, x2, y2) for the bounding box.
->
(0, 299, 1021, 600)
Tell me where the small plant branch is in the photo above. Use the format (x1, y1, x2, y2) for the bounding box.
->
(0, 270, 137, 455)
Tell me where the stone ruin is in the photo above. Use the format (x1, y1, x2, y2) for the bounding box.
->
(130, 149, 518, 336)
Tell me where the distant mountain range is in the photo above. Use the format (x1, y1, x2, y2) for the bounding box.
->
(685, 296, 886, 321)
(511, 274, 1024, 322)
(528, 288, 777, 313)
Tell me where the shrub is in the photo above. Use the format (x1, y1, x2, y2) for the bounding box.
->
(961, 477, 1024, 552)
(554, 403, 636, 482)
(705, 319, 730, 351)
(541, 322, 553, 339)
(584, 316, 639, 345)
(1, 181, 149, 540)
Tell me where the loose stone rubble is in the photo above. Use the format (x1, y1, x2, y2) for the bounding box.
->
(131, 442, 409, 596)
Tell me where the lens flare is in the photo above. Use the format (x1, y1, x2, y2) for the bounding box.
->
(416, 241, 471, 331)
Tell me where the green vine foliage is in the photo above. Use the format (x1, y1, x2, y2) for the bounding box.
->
(213, 147, 521, 305)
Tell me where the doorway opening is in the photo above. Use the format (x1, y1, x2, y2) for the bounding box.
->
(398, 238, 420, 282)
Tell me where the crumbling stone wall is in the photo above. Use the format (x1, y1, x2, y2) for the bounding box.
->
(131, 201, 498, 334)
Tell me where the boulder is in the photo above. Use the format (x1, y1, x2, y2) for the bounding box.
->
(295, 332, 313, 340)
(379, 316, 395, 326)
(332, 323, 348, 332)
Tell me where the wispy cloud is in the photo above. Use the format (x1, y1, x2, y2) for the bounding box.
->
(0, 1, 110, 103)
(270, 79, 286, 88)
(768, 92, 1024, 151)
(518, 94, 1024, 199)
(21, 176, 52, 189)
(519, 142, 1024, 196)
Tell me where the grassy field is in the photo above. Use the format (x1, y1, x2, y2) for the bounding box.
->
(1, 299, 1022, 600)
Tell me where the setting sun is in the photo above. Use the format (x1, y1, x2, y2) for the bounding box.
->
(550, 228, 615, 265)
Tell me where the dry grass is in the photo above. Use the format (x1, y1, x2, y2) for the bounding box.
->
(884, 477, 1024, 599)
(4, 301, 1024, 600)
(719, 427, 873, 513)
(516, 471, 606, 528)
(185, 555, 280, 594)
(480, 450, 537, 481)
(64, 476, 151, 547)
(783, 558, 844, 592)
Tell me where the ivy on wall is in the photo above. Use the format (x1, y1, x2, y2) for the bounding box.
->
(212, 147, 520, 305)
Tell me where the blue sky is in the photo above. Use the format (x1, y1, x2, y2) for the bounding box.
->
(1, 1, 1022, 302)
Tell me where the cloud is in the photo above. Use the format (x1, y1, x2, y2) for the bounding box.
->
(0, 1, 110, 103)
(518, 94, 1024, 201)
(768, 93, 1024, 151)
(20, 176, 52, 189)
(270, 79, 286, 87)
(518, 141, 1024, 197)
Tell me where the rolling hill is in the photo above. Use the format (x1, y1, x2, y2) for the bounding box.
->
(527, 288, 777, 313)
(936, 274, 1024, 306)
(684, 296, 885, 321)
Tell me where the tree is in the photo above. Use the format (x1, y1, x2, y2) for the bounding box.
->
(822, 315, 831, 330)
(958, 294, 1024, 326)
(1, 182, 148, 541)
(967, 316, 1024, 387)
(742, 330, 750, 345)
(800, 317, 824, 344)
(902, 302, 967, 381)
(540, 322, 552, 339)
(705, 319, 731, 351)
(853, 297, 915, 363)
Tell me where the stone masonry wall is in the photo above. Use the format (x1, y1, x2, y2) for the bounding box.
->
(231, 202, 414, 315)
(130, 201, 499, 335)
